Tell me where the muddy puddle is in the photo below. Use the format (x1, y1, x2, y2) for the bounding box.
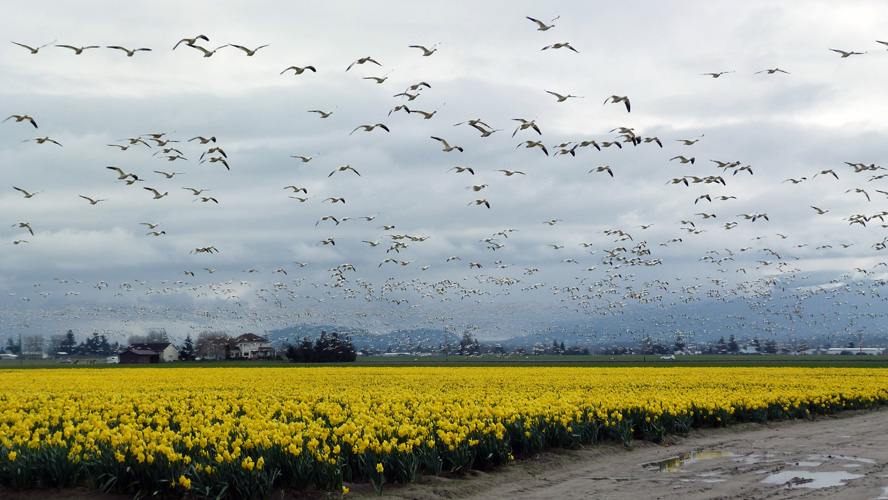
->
(641, 450, 732, 472)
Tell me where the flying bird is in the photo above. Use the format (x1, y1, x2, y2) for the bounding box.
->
(106, 46, 152, 57)
(448, 166, 475, 175)
(546, 90, 583, 102)
(189, 136, 216, 144)
(406, 108, 437, 119)
(541, 42, 578, 53)
(346, 56, 381, 71)
(13, 187, 41, 198)
(185, 44, 228, 57)
(512, 118, 541, 137)
(281, 65, 316, 75)
(329, 165, 360, 177)
(676, 135, 704, 145)
(55, 44, 99, 54)
(701, 71, 734, 78)
(755, 68, 789, 74)
(308, 109, 333, 118)
(144, 187, 169, 199)
(106, 166, 138, 180)
(23, 137, 62, 146)
(829, 48, 866, 58)
(3, 115, 37, 128)
(670, 156, 695, 164)
(79, 195, 107, 205)
(199, 147, 226, 159)
(154, 170, 184, 178)
(589, 166, 614, 177)
(603, 95, 631, 112)
(200, 157, 229, 170)
(350, 123, 390, 135)
(431, 136, 463, 152)
(11, 40, 55, 54)
(408, 44, 437, 56)
(228, 44, 269, 56)
(13, 222, 33, 236)
(290, 154, 317, 162)
(173, 35, 209, 49)
(363, 74, 391, 84)
(526, 16, 559, 31)
(846, 188, 871, 201)
(517, 140, 548, 155)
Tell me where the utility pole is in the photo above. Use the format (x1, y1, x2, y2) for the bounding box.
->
(641, 329, 646, 363)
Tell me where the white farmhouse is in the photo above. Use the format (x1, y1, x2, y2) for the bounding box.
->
(232, 333, 275, 359)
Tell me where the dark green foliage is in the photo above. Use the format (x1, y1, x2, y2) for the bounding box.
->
(284, 330, 357, 363)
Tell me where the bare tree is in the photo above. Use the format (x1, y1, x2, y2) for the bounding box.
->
(196, 331, 232, 360)
(127, 328, 168, 346)
(23, 334, 44, 359)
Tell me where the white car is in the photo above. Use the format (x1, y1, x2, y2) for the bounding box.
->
(660, 354, 675, 361)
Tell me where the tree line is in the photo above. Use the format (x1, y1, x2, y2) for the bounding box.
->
(284, 331, 357, 363)
(2, 330, 120, 358)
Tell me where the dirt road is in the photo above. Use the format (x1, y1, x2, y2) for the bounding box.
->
(374, 409, 888, 500)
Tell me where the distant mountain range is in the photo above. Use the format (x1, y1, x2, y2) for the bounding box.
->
(267, 288, 888, 351)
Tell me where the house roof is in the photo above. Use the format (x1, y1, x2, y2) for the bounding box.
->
(236, 333, 268, 343)
(128, 343, 176, 354)
(123, 349, 157, 356)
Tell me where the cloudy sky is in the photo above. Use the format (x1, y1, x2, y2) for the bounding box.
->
(3, 1, 888, 346)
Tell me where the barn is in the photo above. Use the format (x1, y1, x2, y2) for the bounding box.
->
(119, 348, 159, 364)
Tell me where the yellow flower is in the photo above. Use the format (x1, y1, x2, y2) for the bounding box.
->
(178, 475, 191, 489)
(7, 451, 16, 462)
(342, 486, 349, 494)
(376, 462, 384, 473)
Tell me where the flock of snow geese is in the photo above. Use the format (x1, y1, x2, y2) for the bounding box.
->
(3, 13, 888, 345)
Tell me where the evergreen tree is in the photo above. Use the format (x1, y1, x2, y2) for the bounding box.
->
(99, 334, 111, 356)
(59, 330, 77, 354)
(458, 332, 479, 355)
(4, 337, 20, 355)
(180, 334, 195, 361)
(674, 334, 686, 353)
(728, 334, 740, 353)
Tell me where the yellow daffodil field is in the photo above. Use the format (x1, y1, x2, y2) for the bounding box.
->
(0, 366, 886, 498)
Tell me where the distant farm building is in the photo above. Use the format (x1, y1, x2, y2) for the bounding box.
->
(827, 347, 883, 356)
(119, 343, 179, 364)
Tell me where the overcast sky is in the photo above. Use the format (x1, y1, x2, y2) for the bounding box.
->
(3, 1, 888, 345)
